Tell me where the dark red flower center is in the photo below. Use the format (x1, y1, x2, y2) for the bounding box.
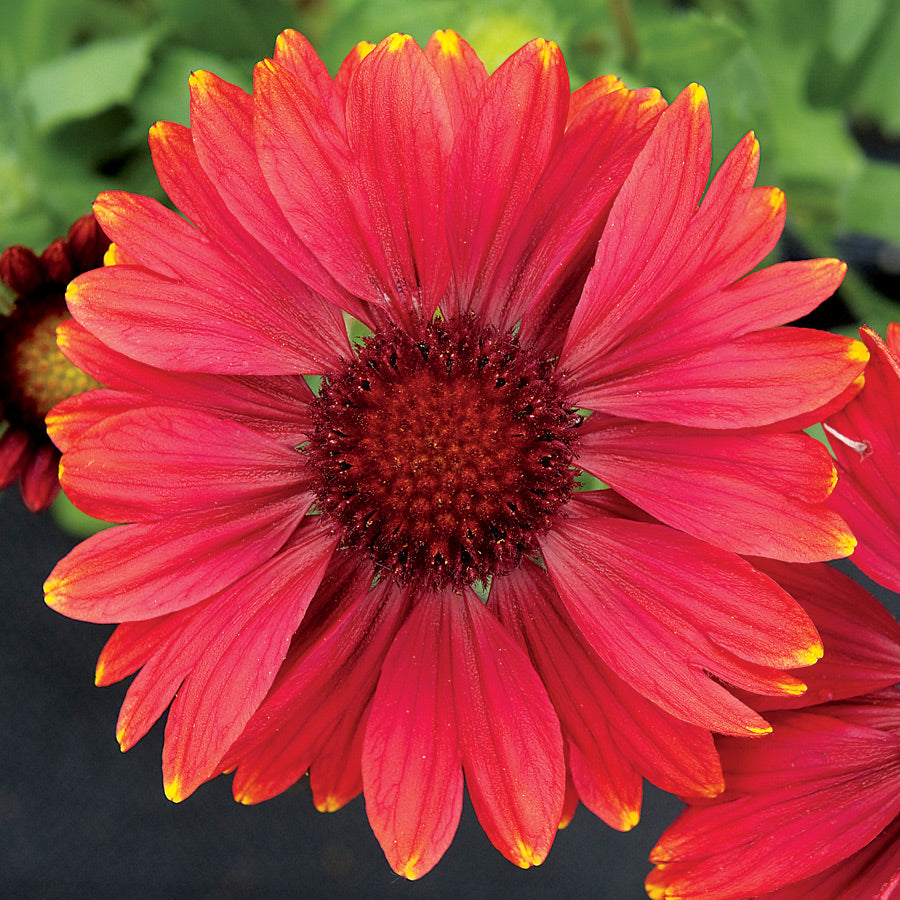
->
(305, 315, 582, 591)
(0, 296, 100, 434)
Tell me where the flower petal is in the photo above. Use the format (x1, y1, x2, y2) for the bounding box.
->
(449, 590, 565, 868)
(59, 406, 306, 522)
(0, 428, 32, 490)
(494, 84, 665, 346)
(491, 561, 721, 827)
(272, 29, 344, 125)
(540, 495, 821, 735)
(226, 558, 405, 806)
(423, 30, 487, 131)
(362, 592, 463, 880)
(112, 520, 338, 800)
(746, 559, 900, 710)
(561, 83, 712, 374)
(345, 33, 453, 323)
(184, 68, 365, 323)
(578, 415, 853, 560)
(55, 319, 313, 444)
(19, 442, 61, 511)
(445, 38, 569, 318)
(827, 326, 900, 593)
(44, 494, 308, 623)
(572, 327, 868, 428)
(253, 57, 390, 307)
(648, 706, 900, 898)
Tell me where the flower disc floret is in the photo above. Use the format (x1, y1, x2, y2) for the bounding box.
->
(305, 315, 582, 590)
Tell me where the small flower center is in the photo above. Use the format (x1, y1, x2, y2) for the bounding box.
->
(0, 299, 100, 432)
(305, 315, 582, 590)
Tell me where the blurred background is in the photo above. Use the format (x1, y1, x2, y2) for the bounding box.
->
(2, 0, 900, 896)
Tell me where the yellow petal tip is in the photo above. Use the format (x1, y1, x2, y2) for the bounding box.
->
(848, 339, 870, 364)
(433, 29, 461, 55)
(315, 795, 343, 813)
(386, 33, 412, 53)
(164, 775, 184, 803)
(687, 83, 708, 106)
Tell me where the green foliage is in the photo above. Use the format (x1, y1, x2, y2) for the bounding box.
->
(1, 0, 899, 327)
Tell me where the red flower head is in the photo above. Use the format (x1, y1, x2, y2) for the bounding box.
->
(647, 562, 900, 899)
(0, 215, 108, 511)
(46, 31, 867, 878)
(825, 324, 900, 594)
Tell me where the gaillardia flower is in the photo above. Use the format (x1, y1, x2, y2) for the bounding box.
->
(825, 324, 900, 594)
(0, 215, 107, 511)
(46, 31, 866, 877)
(646, 563, 900, 899)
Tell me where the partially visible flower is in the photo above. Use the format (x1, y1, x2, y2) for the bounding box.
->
(646, 562, 900, 900)
(45, 30, 867, 878)
(825, 324, 900, 593)
(0, 215, 108, 511)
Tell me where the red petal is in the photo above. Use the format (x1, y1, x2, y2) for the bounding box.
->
(566, 74, 629, 124)
(227, 563, 406, 807)
(345, 33, 453, 324)
(762, 815, 900, 900)
(746, 559, 900, 709)
(423, 30, 487, 131)
(362, 593, 463, 880)
(184, 71, 364, 324)
(449, 591, 565, 868)
(572, 327, 868, 428)
(562, 84, 712, 377)
(95, 612, 190, 686)
(540, 496, 821, 735)
(445, 38, 569, 318)
(0, 428, 32, 489)
(68, 258, 343, 376)
(578, 416, 854, 561)
(19, 442, 61, 511)
(494, 84, 665, 345)
(272, 29, 344, 125)
(827, 326, 900, 593)
(161, 522, 338, 801)
(649, 708, 900, 898)
(253, 58, 391, 307)
(59, 406, 306, 522)
(49, 389, 143, 453)
(491, 561, 722, 825)
(334, 41, 375, 106)
(56, 319, 313, 444)
(45, 494, 308, 623)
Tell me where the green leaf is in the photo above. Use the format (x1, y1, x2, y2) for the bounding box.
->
(841, 161, 900, 247)
(849, 1, 900, 135)
(51, 491, 112, 538)
(636, 10, 747, 99)
(22, 29, 162, 131)
(827, 0, 886, 63)
(125, 45, 250, 142)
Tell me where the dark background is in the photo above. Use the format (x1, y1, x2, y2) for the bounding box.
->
(5, 488, 900, 898)
(2, 488, 686, 899)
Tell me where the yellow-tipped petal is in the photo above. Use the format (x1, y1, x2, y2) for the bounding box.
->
(686, 82, 708, 108)
(164, 774, 184, 803)
(386, 33, 412, 54)
(847, 338, 870, 364)
(432, 29, 461, 56)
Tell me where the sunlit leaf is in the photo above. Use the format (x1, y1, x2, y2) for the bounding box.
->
(22, 30, 161, 131)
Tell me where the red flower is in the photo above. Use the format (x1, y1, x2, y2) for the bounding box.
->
(825, 324, 900, 593)
(0, 215, 108, 511)
(647, 563, 900, 899)
(46, 31, 866, 877)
